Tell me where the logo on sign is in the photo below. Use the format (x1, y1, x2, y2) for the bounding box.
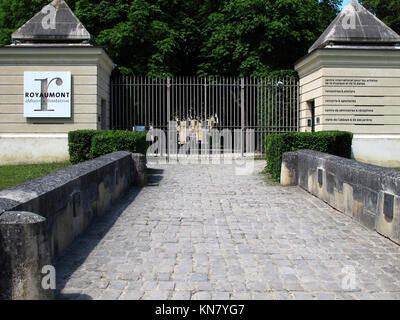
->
(24, 72, 71, 118)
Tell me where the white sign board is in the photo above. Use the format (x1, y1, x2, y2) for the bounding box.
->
(24, 72, 72, 118)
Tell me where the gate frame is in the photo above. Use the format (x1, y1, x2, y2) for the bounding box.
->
(110, 75, 300, 158)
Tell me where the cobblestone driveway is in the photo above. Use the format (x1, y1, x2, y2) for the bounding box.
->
(56, 160, 400, 300)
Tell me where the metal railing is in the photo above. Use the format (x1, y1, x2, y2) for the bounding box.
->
(110, 76, 299, 155)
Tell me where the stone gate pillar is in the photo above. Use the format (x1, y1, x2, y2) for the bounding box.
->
(0, 0, 114, 165)
(295, 0, 400, 167)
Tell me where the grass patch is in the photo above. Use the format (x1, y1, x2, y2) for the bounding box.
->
(0, 162, 71, 191)
(395, 168, 400, 171)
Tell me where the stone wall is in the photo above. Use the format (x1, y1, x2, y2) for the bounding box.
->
(0, 151, 146, 300)
(281, 150, 400, 245)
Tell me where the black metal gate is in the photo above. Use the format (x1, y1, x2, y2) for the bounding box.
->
(110, 76, 299, 154)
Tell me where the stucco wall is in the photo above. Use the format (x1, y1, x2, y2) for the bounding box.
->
(0, 46, 113, 164)
(296, 49, 400, 133)
(0, 133, 69, 164)
(295, 48, 400, 167)
(0, 65, 98, 133)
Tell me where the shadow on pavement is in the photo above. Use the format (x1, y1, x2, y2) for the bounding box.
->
(146, 168, 164, 186)
(55, 168, 165, 300)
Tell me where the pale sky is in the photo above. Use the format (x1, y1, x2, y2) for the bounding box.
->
(340, 0, 352, 9)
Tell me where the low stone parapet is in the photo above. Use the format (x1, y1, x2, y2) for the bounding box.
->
(281, 150, 400, 245)
(0, 211, 52, 300)
(0, 152, 146, 299)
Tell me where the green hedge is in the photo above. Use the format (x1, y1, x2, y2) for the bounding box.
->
(265, 131, 353, 181)
(68, 130, 148, 164)
(68, 130, 105, 164)
(90, 131, 148, 159)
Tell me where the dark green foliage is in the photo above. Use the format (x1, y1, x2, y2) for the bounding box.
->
(198, 0, 338, 76)
(68, 130, 147, 164)
(265, 131, 353, 181)
(68, 130, 105, 164)
(257, 75, 299, 139)
(268, 70, 299, 79)
(89, 131, 148, 159)
(0, 0, 51, 45)
(0, 0, 342, 77)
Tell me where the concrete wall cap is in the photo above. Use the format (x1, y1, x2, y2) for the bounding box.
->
(295, 149, 400, 179)
(0, 211, 45, 224)
(0, 151, 132, 213)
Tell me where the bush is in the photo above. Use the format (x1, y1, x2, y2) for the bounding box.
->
(68, 130, 105, 164)
(265, 131, 353, 181)
(68, 130, 148, 164)
(89, 131, 148, 159)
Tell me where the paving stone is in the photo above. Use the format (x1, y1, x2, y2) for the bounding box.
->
(108, 280, 128, 290)
(246, 281, 269, 292)
(143, 290, 171, 300)
(118, 273, 141, 281)
(191, 274, 208, 282)
(292, 292, 315, 300)
(171, 291, 191, 300)
(196, 282, 214, 291)
(251, 292, 274, 300)
(212, 292, 231, 300)
(314, 292, 336, 300)
(99, 289, 122, 300)
(119, 290, 144, 300)
(175, 281, 196, 291)
(157, 281, 176, 291)
(272, 292, 294, 300)
(231, 292, 252, 300)
(158, 273, 171, 281)
(55, 161, 400, 300)
(192, 292, 212, 300)
(142, 281, 158, 290)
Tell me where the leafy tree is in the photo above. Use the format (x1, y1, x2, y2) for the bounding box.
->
(319, 0, 342, 23)
(74, 0, 206, 76)
(0, 0, 343, 76)
(0, 0, 50, 45)
(197, 0, 340, 76)
(360, 0, 400, 35)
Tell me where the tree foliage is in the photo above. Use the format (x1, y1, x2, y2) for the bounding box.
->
(0, 0, 49, 46)
(0, 0, 344, 76)
(198, 0, 341, 76)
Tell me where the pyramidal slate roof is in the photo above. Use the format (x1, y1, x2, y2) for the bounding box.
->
(12, 0, 91, 43)
(309, 0, 400, 53)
